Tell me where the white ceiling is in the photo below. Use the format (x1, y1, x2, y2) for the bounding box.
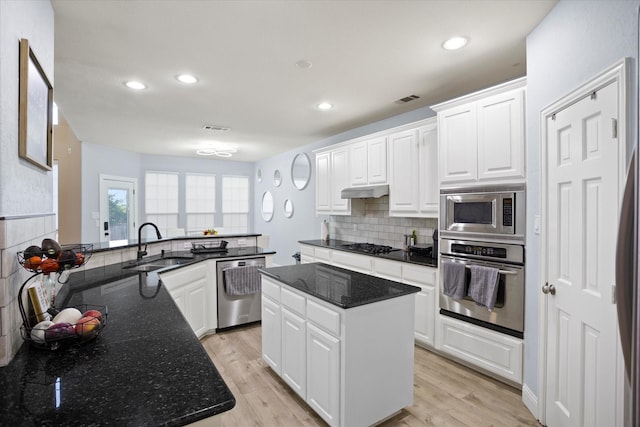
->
(51, 0, 557, 162)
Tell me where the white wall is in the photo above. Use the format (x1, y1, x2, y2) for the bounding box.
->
(0, 0, 54, 215)
(81, 142, 255, 243)
(524, 0, 639, 397)
(0, 0, 55, 365)
(253, 105, 435, 266)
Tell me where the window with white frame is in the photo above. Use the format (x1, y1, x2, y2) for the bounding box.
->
(185, 173, 216, 234)
(145, 171, 179, 237)
(222, 175, 249, 234)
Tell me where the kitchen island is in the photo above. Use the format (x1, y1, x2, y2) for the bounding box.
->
(259, 262, 420, 427)
(0, 246, 274, 426)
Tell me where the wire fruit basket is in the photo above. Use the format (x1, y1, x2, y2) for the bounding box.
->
(16, 242, 106, 350)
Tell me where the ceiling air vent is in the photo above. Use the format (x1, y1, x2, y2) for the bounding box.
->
(395, 94, 420, 104)
(202, 125, 231, 132)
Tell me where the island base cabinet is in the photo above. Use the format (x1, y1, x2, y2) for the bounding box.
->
(341, 295, 415, 427)
(436, 315, 523, 385)
(281, 307, 307, 399)
(261, 295, 281, 374)
(306, 323, 340, 427)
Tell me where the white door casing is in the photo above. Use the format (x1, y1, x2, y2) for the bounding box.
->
(540, 59, 628, 427)
(99, 174, 137, 244)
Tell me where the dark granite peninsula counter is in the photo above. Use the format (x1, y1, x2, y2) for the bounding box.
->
(0, 245, 275, 426)
(259, 262, 419, 427)
(299, 239, 438, 268)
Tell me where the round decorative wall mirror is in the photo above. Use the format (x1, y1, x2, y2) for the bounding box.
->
(284, 199, 294, 218)
(291, 153, 311, 190)
(256, 168, 263, 182)
(261, 191, 274, 222)
(273, 169, 282, 187)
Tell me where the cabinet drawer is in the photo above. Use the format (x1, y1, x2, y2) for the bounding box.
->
(314, 247, 332, 262)
(307, 300, 340, 337)
(403, 264, 437, 286)
(262, 276, 281, 302)
(300, 245, 315, 257)
(372, 258, 402, 281)
(332, 251, 372, 273)
(282, 287, 306, 316)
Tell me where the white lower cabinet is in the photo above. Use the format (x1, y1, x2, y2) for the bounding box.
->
(160, 262, 211, 338)
(403, 264, 437, 348)
(261, 274, 415, 427)
(330, 250, 371, 274)
(436, 315, 523, 385)
(306, 323, 340, 426)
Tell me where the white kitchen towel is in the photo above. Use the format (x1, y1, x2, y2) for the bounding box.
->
(224, 265, 263, 296)
(467, 265, 500, 310)
(442, 261, 466, 300)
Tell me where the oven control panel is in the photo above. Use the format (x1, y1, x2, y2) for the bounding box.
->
(450, 243, 507, 259)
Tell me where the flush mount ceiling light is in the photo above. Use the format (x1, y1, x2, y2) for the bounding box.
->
(295, 60, 313, 69)
(176, 74, 198, 84)
(317, 102, 333, 110)
(196, 143, 238, 157)
(442, 36, 469, 50)
(124, 80, 146, 90)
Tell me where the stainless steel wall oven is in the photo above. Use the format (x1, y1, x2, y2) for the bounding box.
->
(439, 238, 525, 338)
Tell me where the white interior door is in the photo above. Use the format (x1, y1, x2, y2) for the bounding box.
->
(544, 80, 621, 426)
(99, 175, 137, 244)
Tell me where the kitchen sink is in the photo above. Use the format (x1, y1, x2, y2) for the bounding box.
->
(124, 257, 192, 272)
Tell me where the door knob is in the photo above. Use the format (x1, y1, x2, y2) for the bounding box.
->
(542, 283, 557, 295)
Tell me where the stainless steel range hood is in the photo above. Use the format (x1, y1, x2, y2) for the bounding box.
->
(341, 184, 389, 199)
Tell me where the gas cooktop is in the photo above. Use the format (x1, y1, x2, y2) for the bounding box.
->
(339, 243, 401, 255)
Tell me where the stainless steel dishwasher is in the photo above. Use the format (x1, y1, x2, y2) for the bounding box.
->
(216, 257, 265, 329)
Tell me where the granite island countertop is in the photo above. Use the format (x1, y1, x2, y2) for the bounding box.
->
(259, 262, 420, 309)
(0, 246, 275, 426)
(299, 239, 438, 268)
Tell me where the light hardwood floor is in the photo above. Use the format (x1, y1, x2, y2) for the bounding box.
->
(201, 324, 541, 427)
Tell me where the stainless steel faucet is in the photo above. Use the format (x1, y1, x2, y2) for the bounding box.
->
(137, 222, 163, 261)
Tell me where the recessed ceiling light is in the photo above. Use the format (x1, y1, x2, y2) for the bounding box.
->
(125, 80, 146, 90)
(176, 74, 198, 84)
(442, 36, 468, 51)
(317, 102, 333, 110)
(296, 60, 313, 69)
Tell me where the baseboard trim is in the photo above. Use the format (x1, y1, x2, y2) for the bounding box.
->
(522, 382, 538, 420)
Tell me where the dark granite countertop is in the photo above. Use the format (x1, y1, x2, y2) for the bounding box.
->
(259, 263, 420, 309)
(0, 246, 275, 426)
(299, 239, 438, 268)
(91, 233, 263, 253)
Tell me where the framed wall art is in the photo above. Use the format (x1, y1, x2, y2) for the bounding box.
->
(19, 38, 53, 171)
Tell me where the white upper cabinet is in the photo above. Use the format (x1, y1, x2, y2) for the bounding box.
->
(433, 77, 526, 188)
(349, 136, 388, 186)
(316, 148, 351, 215)
(389, 118, 438, 218)
(476, 89, 524, 181)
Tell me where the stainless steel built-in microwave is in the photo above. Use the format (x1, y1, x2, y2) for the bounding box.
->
(440, 185, 525, 242)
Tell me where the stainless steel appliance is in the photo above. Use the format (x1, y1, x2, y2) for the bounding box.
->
(440, 185, 525, 242)
(216, 257, 265, 329)
(439, 238, 525, 338)
(338, 243, 400, 254)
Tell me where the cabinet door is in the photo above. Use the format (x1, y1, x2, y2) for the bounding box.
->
(477, 89, 525, 182)
(169, 288, 186, 317)
(262, 296, 282, 374)
(349, 142, 368, 186)
(389, 129, 420, 214)
(281, 307, 307, 399)
(367, 137, 388, 184)
(330, 149, 350, 213)
(418, 124, 439, 217)
(316, 152, 331, 213)
(438, 103, 478, 185)
(307, 323, 340, 427)
(184, 278, 208, 337)
(404, 265, 437, 348)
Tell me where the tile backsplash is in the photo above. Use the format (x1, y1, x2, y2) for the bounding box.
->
(330, 196, 438, 248)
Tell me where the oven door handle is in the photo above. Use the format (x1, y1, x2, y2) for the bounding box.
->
(461, 265, 518, 275)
